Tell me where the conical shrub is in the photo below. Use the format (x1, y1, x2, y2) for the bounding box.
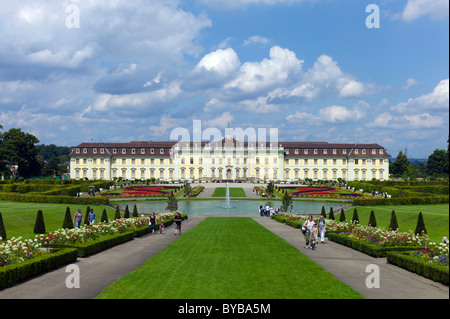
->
(34, 210, 46, 234)
(414, 212, 427, 235)
(124, 205, 130, 219)
(132, 205, 138, 217)
(101, 209, 108, 223)
(84, 206, 91, 226)
(114, 206, 121, 220)
(352, 208, 359, 224)
(328, 207, 335, 220)
(321, 206, 326, 218)
(339, 209, 346, 222)
(0, 212, 7, 241)
(62, 207, 73, 229)
(368, 210, 377, 227)
(389, 210, 399, 231)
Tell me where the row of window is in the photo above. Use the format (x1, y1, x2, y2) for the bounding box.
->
(75, 148, 167, 155)
(286, 148, 384, 155)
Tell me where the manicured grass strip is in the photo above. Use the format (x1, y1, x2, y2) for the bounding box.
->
(0, 200, 117, 239)
(347, 204, 449, 243)
(212, 187, 246, 197)
(96, 217, 363, 299)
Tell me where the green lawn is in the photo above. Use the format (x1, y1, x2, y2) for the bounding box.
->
(0, 200, 118, 239)
(96, 217, 363, 299)
(342, 204, 449, 242)
(212, 187, 246, 197)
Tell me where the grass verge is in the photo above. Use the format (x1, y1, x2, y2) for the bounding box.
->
(212, 187, 246, 197)
(96, 217, 363, 299)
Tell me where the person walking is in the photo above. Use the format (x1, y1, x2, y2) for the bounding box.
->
(318, 215, 326, 244)
(88, 208, 96, 225)
(73, 208, 83, 228)
(303, 215, 315, 249)
(149, 212, 156, 234)
(174, 212, 182, 235)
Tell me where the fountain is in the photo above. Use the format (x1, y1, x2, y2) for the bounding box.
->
(224, 182, 232, 209)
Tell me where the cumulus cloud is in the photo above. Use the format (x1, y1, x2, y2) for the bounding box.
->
(402, 0, 449, 21)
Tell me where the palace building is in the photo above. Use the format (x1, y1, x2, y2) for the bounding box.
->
(69, 130, 390, 182)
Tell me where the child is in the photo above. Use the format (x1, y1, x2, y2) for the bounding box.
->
(311, 224, 318, 250)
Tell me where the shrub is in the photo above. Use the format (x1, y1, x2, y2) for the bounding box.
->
(101, 209, 108, 223)
(368, 210, 377, 227)
(0, 212, 6, 241)
(33, 210, 46, 234)
(339, 209, 346, 222)
(352, 208, 359, 224)
(114, 206, 121, 220)
(84, 206, 90, 226)
(132, 205, 138, 218)
(321, 206, 326, 218)
(124, 205, 130, 219)
(414, 211, 427, 235)
(62, 207, 73, 229)
(389, 210, 399, 231)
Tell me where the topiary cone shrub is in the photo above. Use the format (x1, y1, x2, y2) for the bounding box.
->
(114, 206, 121, 220)
(328, 207, 335, 220)
(414, 211, 427, 235)
(339, 209, 346, 222)
(389, 210, 399, 231)
(132, 205, 138, 217)
(34, 210, 46, 234)
(352, 208, 359, 224)
(368, 210, 377, 227)
(101, 209, 108, 223)
(84, 206, 91, 226)
(62, 207, 73, 229)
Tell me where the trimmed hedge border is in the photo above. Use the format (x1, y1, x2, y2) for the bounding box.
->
(0, 192, 110, 205)
(352, 196, 449, 206)
(326, 232, 424, 258)
(0, 248, 78, 290)
(386, 251, 449, 286)
(49, 231, 135, 257)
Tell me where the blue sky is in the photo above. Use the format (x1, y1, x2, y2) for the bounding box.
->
(0, 0, 448, 159)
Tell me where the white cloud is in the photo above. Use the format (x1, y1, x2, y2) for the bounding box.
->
(402, 0, 449, 21)
(391, 79, 449, 113)
(243, 35, 270, 46)
(199, 0, 313, 10)
(319, 105, 365, 123)
(195, 48, 241, 76)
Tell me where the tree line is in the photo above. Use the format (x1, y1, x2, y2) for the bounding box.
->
(0, 125, 71, 179)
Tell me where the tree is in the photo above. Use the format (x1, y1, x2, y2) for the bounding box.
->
(0, 128, 42, 178)
(426, 149, 449, 176)
(368, 210, 377, 227)
(62, 207, 73, 229)
(166, 191, 178, 212)
(84, 206, 90, 226)
(34, 210, 46, 234)
(124, 205, 130, 218)
(0, 212, 7, 241)
(101, 209, 108, 223)
(389, 210, 399, 231)
(390, 151, 410, 176)
(280, 190, 293, 212)
(266, 181, 274, 198)
(320, 206, 327, 218)
(114, 206, 121, 220)
(351, 208, 359, 224)
(414, 212, 427, 235)
(328, 207, 335, 220)
(132, 205, 139, 217)
(339, 209, 346, 222)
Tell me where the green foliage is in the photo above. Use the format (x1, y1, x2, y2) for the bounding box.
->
(352, 208, 359, 224)
(389, 210, 399, 231)
(166, 191, 178, 212)
(114, 206, 121, 220)
(124, 205, 130, 219)
(101, 209, 108, 223)
(0, 212, 6, 240)
(414, 211, 427, 235)
(339, 208, 346, 222)
(84, 207, 90, 226)
(368, 210, 377, 227)
(33, 210, 46, 234)
(132, 205, 138, 217)
(266, 181, 274, 197)
(321, 206, 326, 218)
(328, 207, 335, 220)
(280, 190, 293, 212)
(62, 207, 73, 229)
(390, 151, 410, 176)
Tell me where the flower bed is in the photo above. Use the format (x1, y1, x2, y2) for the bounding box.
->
(277, 186, 366, 199)
(1, 236, 53, 267)
(101, 186, 181, 198)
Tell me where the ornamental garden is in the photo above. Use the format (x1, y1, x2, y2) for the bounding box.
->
(0, 178, 448, 291)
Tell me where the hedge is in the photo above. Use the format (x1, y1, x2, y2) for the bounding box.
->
(386, 251, 449, 286)
(49, 231, 135, 257)
(0, 248, 78, 290)
(326, 232, 425, 258)
(0, 193, 109, 205)
(352, 196, 449, 206)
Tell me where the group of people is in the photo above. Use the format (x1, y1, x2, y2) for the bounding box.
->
(302, 215, 327, 250)
(148, 212, 183, 235)
(73, 208, 97, 228)
(72, 208, 183, 236)
(259, 204, 279, 217)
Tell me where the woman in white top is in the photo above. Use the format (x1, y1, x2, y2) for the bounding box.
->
(303, 215, 315, 249)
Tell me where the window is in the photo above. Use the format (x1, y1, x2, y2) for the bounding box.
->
(362, 149, 366, 154)
(141, 148, 145, 154)
(122, 148, 126, 154)
(379, 149, 384, 155)
(314, 149, 318, 154)
(83, 148, 87, 154)
(150, 148, 154, 154)
(76, 148, 80, 154)
(295, 149, 299, 154)
(93, 148, 97, 154)
(132, 148, 136, 154)
(100, 148, 105, 154)
(323, 149, 327, 155)
(333, 149, 337, 155)
(304, 149, 308, 155)
(160, 149, 164, 154)
(190, 157, 194, 164)
(113, 149, 117, 154)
